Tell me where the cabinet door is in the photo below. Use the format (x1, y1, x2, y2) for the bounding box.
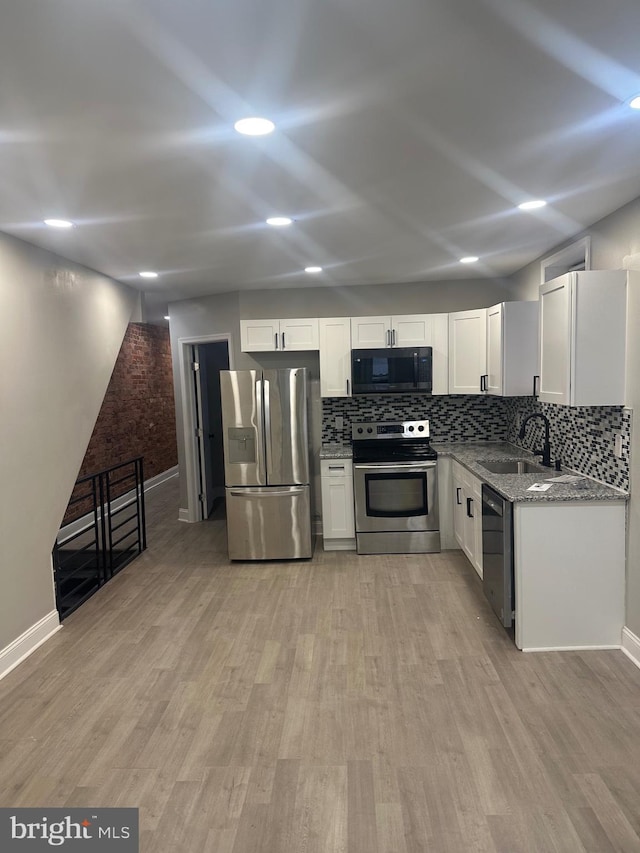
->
(392, 314, 431, 347)
(319, 318, 351, 397)
(351, 316, 391, 348)
(280, 318, 319, 351)
(240, 319, 279, 352)
(448, 309, 487, 393)
(538, 275, 571, 405)
(431, 313, 449, 395)
(321, 461, 355, 541)
(451, 464, 466, 549)
(469, 475, 483, 578)
(486, 304, 504, 395)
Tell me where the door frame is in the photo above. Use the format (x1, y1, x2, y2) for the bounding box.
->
(177, 333, 233, 523)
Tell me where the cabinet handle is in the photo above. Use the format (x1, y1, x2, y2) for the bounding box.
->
(346, 378, 350, 395)
(533, 374, 539, 398)
(392, 329, 396, 346)
(282, 332, 286, 349)
(466, 497, 474, 518)
(328, 465, 345, 470)
(480, 374, 488, 392)
(275, 333, 279, 350)
(456, 487, 462, 505)
(386, 329, 391, 347)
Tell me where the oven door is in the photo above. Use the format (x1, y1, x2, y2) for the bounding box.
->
(353, 461, 438, 533)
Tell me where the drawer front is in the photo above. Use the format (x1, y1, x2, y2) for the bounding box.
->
(321, 459, 352, 478)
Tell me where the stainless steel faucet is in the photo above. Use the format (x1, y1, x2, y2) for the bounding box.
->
(518, 412, 552, 467)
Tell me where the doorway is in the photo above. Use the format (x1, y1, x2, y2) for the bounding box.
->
(178, 333, 232, 523)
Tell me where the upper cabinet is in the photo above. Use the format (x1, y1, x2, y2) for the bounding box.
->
(319, 318, 351, 398)
(350, 313, 449, 394)
(486, 301, 538, 396)
(448, 309, 487, 394)
(240, 318, 319, 352)
(538, 271, 626, 406)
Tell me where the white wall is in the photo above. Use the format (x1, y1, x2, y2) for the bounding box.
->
(0, 232, 137, 652)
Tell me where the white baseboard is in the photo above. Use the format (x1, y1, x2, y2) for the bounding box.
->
(0, 611, 61, 682)
(522, 644, 622, 653)
(58, 465, 179, 544)
(178, 507, 191, 523)
(621, 626, 640, 670)
(322, 538, 357, 551)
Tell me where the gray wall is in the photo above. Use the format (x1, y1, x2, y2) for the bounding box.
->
(0, 232, 137, 653)
(510, 195, 640, 300)
(625, 272, 640, 638)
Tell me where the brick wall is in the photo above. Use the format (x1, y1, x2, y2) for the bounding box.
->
(63, 323, 177, 523)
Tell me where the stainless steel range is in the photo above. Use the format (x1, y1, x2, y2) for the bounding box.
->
(352, 420, 440, 555)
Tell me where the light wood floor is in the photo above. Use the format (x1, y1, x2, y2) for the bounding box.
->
(3, 478, 640, 852)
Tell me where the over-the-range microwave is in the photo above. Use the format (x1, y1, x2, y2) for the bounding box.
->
(351, 346, 433, 394)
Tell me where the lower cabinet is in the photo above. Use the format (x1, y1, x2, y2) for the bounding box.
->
(320, 459, 356, 550)
(451, 460, 483, 577)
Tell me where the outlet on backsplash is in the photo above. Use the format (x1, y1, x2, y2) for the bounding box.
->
(614, 433, 623, 458)
(335, 416, 344, 432)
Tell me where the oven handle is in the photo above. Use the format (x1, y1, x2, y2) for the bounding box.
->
(354, 462, 436, 471)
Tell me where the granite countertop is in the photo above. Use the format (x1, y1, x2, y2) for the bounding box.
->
(434, 441, 628, 503)
(320, 443, 353, 460)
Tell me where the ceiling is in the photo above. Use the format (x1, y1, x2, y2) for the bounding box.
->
(2, 0, 640, 302)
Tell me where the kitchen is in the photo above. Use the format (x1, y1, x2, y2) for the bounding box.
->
(206, 268, 631, 654)
(4, 1, 640, 849)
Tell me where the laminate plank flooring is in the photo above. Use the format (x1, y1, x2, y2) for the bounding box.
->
(2, 476, 640, 851)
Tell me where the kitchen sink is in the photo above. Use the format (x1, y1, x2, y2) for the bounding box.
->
(478, 459, 549, 475)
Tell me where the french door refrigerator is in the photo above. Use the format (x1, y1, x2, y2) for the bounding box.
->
(221, 368, 313, 560)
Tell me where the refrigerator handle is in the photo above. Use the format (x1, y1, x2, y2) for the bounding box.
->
(255, 378, 268, 483)
(263, 377, 273, 476)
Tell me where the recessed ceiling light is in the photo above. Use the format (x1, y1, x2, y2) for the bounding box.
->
(234, 117, 275, 136)
(139, 271, 158, 279)
(304, 266, 323, 273)
(628, 95, 640, 109)
(266, 217, 293, 227)
(459, 256, 479, 264)
(44, 218, 74, 228)
(518, 199, 547, 210)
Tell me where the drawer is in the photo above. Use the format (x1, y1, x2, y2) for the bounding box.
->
(321, 459, 352, 478)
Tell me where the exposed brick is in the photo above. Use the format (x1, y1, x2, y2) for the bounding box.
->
(63, 323, 178, 524)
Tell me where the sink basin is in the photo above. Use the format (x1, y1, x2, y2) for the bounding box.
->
(479, 459, 549, 474)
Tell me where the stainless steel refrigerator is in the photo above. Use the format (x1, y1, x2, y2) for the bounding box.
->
(220, 368, 313, 560)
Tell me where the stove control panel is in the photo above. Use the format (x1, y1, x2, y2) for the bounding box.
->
(352, 420, 430, 440)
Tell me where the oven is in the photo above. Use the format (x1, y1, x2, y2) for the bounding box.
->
(352, 421, 440, 554)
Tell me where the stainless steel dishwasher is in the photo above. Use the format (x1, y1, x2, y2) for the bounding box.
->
(481, 484, 514, 629)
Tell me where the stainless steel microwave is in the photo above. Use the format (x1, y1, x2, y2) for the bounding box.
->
(351, 347, 433, 394)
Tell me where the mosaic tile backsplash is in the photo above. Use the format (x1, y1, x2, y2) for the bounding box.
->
(505, 398, 630, 491)
(323, 394, 630, 491)
(322, 394, 510, 443)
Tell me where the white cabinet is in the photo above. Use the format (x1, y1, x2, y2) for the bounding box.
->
(514, 500, 625, 650)
(486, 301, 538, 396)
(319, 318, 351, 398)
(240, 318, 319, 352)
(451, 460, 483, 577)
(350, 313, 449, 394)
(350, 316, 392, 348)
(320, 459, 355, 550)
(448, 309, 487, 394)
(538, 271, 626, 406)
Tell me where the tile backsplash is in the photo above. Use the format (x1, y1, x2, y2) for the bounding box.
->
(322, 394, 510, 443)
(504, 398, 630, 491)
(322, 394, 630, 491)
